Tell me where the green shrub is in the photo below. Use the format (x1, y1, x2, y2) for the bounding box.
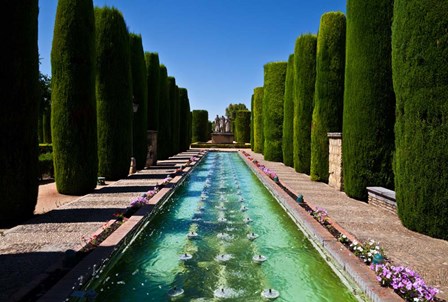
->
(130, 33, 148, 170)
(250, 94, 254, 150)
(235, 110, 251, 143)
(253, 87, 264, 154)
(310, 12, 346, 182)
(343, 0, 395, 200)
(167, 77, 179, 156)
(282, 54, 295, 167)
(145, 52, 160, 131)
(192, 110, 209, 143)
(157, 65, 170, 159)
(179, 88, 191, 151)
(39, 153, 54, 179)
(263, 62, 287, 162)
(51, 0, 97, 194)
(96, 7, 132, 180)
(1, 1, 39, 225)
(392, 0, 448, 239)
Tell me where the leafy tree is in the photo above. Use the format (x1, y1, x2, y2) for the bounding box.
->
(225, 103, 248, 135)
(343, 0, 395, 199)
(96, 7, 132, 180)
(51, 0, 97, 194)
(393, 0, 448, 239)
(1, 0, 39, 225)
(38, 72, 52, 143)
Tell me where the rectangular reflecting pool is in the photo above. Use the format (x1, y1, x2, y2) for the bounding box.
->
(82, 152, 358, 301)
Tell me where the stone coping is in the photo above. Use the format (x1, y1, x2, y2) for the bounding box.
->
(367, 187, 396, 204)
(327, 132, 342, 139)
(238, 151, 402, 302)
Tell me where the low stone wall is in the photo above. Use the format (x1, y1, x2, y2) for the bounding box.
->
(367, 187, 397, 213)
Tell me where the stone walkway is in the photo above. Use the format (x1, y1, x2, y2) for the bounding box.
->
(245, 150, 448, 300)
(0, 150, 200, 302)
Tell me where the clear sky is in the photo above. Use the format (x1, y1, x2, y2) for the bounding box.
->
(38, 0, 346, 119)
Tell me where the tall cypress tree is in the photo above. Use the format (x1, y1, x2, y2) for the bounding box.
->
(310, 12, 346, 182)
(145, 52, 160, 131)
(129, 33, 148, 170)
(179, 88, 191, 151)
(263, 62, 287, 162)
(51, 0, 97, 194)
(167, 77, 178, 156)
(235, 110, 251, 143)
(294, 34, 317, 174)
(393, 0, 448, 239)
(343, 0, 395, 200)
(96, 7, 132, 180)
(1, 1, 39, 225)
(250, 94, 254, 150)
(253, 87, 264, 154)
(192, 110, 209, 142)
(282, 54, 295, 167)
(157, 65, 170, 159)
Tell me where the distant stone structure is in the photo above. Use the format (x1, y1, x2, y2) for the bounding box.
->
(212, 115, 234, 143)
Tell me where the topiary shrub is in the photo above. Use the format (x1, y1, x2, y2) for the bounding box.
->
(343, 0, 395, 200)
(192, 110, 209, 143)
(145, 52, 160, 131)
(129, 33, 148, 170)
(157, 65, 171, 159)
(253, 87, 264, 154)
(1, 0, 39, 225)
(235, 110, 251, 143)
(96, 7, 132, 180)
(51, 0, 98, 194)
(392, 0, 448, 239)
(167, 77, 179, 156)
(282, 54, 295, 167)
(294, 34, 317, 174)
(250, 94, 254, 150)
(179, 88, 191, 151)
(263, 62, 287, 162)
(310, 12, 346, 182)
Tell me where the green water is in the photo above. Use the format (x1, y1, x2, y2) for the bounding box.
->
(87, 152, 358, 301)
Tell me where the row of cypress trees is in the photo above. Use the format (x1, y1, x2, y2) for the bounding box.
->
(51, 1, 191, 195)
(250, 2, 448, 239)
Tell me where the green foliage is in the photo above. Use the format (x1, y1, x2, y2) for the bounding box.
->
(39, 152, 54, 179)
(250, 94, 254, 150)
(51, 0, 97, 194)
(282, 54, 295, 167)
(129, 33, 148, 170)
(145, 52, 160, 130)
(192, 110, 209, 143)
(343, 0, 395, 200)
(179, 88, 191, 151)
(157, 65, 171, 159)
(263, 62, 287, 162)
(38, 72, 52, 143)
(392, 0, 448, 239)
(253, 87, 264, 153)
(294, 34, 317, 174)
(225, 103, 248, 135)
(0, 0, 39, 225)
(167, 77, 179, 156)
(235, 110, 251, 143)
(96, 7, 132, 180)
(310, 12, 346, 182)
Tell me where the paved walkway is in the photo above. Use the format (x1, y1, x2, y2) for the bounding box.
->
(245, 150, 448, 300)
(0, 150, 200, 302)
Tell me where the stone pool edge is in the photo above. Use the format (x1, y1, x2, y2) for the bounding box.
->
(37, 153, 207, 302)
(237, 150, 402, 302)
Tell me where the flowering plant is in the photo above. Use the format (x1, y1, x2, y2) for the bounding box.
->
(130, 196, 147, 207)
(371, 263, 439, 301)
(349, 239, 384, 264)
(338, 234, 349, 244)
(312, 207, 328, 224)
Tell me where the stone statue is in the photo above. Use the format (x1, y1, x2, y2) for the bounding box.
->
(220, 116, 226, 133)
(225, 117, 231, 133)
(214, 115, 220, 132)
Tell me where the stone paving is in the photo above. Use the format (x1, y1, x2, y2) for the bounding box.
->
(245, 149, 448, 300)
(0, 151, 199, 302)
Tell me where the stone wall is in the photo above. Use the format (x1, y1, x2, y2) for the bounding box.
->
(328, 132, 343, 191)
(367, 187, 397, 213)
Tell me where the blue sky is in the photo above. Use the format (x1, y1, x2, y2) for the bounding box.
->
(38, 0, 346, 119)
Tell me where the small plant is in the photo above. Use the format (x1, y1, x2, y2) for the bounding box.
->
(312, 207, 328, 224)
(338, 234, 349, 244)
(349, 239, 384, 264)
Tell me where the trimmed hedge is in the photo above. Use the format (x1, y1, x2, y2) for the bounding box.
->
(310, 12, 346, 182)
(129, 33, 148, 170)
(263, 62, 287, 162)
(192, 110, 209, 143)
(145, 52, 160, 131)
(179, 88, 191, 151)
(235, 110, 251, 143)
(282, 54, 295, 167)
(250, 94, 254, 150)
(253, 87, 264, 154)
(51, 0, 98, 194)
(392, 0, 448, 239)
(343, 0, 395, 200)
(1, 1, 39, 225)
(157, 65, 170, 159)
(96, 7, 132, 180)
(167, 77, 179, 156)
(293, 34, 317, 174)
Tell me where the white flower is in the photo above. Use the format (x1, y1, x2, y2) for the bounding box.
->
(357, 247, 363, 252)
(368, 252, 372, 257)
